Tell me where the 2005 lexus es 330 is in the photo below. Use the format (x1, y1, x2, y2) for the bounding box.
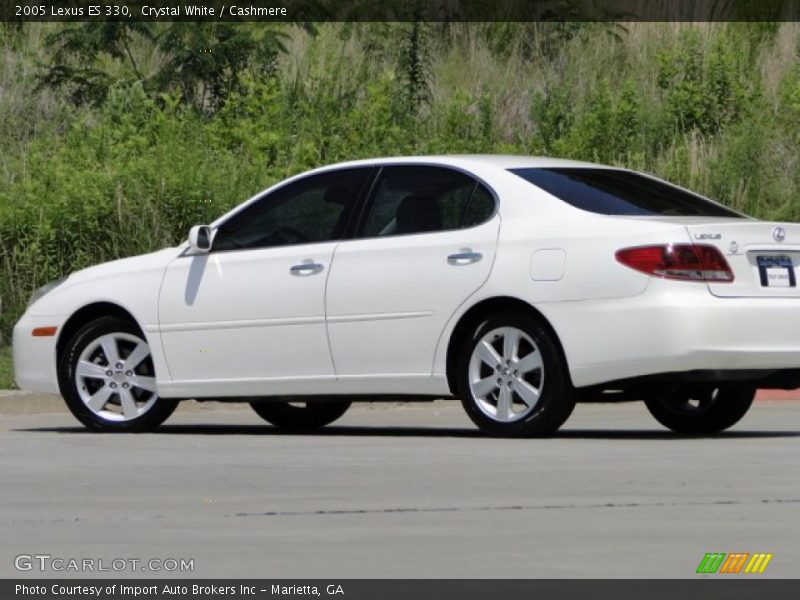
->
(13, 155, 800, 436)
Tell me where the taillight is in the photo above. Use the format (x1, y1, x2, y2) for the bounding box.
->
(615, 244, 734, 282)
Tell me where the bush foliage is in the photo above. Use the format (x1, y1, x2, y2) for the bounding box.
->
(0, 22, 799, 344)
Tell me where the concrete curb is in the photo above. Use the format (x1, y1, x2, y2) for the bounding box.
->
(0, 391, 421, 415)
(0, 391, 64, 414)
(755, 389, 800, 401)
(0, 391, 252, 415)
(1, 389, 797, 415)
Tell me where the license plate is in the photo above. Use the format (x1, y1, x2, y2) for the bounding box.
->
(757, 255, 796, 287)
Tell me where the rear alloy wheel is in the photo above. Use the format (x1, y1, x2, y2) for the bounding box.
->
(458, 313, 575, 437)
(250, 399, 351, 431)
(59, 317, 178, 432)
(644, 386, 755, 434)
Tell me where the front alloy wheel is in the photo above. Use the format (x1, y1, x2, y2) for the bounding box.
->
(59, 317, 178, 432)
(458, 313, 574, 437)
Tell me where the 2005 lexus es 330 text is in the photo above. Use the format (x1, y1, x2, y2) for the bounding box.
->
(13, 155, 800, 436)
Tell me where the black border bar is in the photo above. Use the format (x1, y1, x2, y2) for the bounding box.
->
(5, 579, 800, 599)
(3, 0, 800, 23)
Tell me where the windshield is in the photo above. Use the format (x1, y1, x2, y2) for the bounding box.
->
(509, 168, 744, 218)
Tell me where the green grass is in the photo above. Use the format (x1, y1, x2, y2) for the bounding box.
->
(0, 346, 15, 390)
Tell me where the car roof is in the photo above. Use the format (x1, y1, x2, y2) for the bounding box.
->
(319, 154, 614, 171)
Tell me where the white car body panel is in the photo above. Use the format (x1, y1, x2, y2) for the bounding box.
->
(326, 216, 499, 379)
(157, 243, 338, 395)
(13, 248, 176, 395)
(13, 154, 800, 399)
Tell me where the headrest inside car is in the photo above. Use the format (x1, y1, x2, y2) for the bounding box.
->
(396, 195, 442, 234)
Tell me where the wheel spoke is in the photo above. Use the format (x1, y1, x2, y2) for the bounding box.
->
(125, 342, 150, 370)
(503, 329, 520, 362)
(472, 376, 498, 398)
(119, 389, 139, 419)
(76, 360, 108, 380)
(517, 350, 543, 374)
(512, 379, 541, 408)
(468, 325, 546, 425)
(98, 335, 120, 366)
(86, 387, 113, 412)
(75, 330, 160, 423)
(129, 375, 156, 393)
(496, 386, 512, 421)
(476, 340, 503, 369)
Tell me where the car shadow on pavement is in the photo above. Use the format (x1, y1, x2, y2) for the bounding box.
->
(12, 424, 800, 439)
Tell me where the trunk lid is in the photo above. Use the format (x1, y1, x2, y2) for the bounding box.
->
(683, 220, 800, 297)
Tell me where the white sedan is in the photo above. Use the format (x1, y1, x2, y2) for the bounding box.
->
(13, 155, 800, 436)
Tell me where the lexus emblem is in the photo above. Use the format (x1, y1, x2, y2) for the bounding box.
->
(773, 227, 786, 242)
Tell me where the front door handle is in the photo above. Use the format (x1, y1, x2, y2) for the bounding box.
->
(447, 250, 483, 266)
(290, 261, 324, 276)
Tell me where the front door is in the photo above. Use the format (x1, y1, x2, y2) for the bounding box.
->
(157, 167, 374, 397)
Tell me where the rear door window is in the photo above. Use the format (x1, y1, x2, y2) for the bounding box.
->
(361, 166, 495, 238)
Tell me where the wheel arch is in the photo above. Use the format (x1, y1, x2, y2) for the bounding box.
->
(56, 302, 145, 366)
(445, 296, 572, 395)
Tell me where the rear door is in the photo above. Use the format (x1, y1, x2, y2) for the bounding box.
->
(325, 165, 500, 380)
(684, 221, 800, 297)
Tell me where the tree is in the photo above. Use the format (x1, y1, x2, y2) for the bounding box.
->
(398, 15, 431, 114)
(156, 24, 289, 111)
(40, 23, 154, 105)
(39, 23, 293, 112)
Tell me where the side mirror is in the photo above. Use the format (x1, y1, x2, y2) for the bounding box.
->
(187, 225, 213, 253)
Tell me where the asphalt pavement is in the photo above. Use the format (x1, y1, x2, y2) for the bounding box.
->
(1, 396, 798, 578)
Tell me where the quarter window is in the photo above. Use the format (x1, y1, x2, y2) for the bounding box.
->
(213, 168, 373, 251)
(509, 167, 743, 218)
(361, 166, 495, 238)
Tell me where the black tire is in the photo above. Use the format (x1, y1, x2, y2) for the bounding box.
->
(250, 398, 351, 430)
(457, 312, 575, 437)
(58, 316, 178, 432)
(644, 386, 755, 434)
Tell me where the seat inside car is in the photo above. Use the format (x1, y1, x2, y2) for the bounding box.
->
(324, 186, 357, 237)
(395, 195, 442, 234)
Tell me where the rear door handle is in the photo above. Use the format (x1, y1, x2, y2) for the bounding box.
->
(290, 261, 324, 276)
(447, 250, 483, 266)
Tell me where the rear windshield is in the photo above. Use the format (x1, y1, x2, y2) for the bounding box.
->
(509, 167, 743, 218)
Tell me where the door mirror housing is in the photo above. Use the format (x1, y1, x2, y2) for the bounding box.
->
(188, 225, 213, 253)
